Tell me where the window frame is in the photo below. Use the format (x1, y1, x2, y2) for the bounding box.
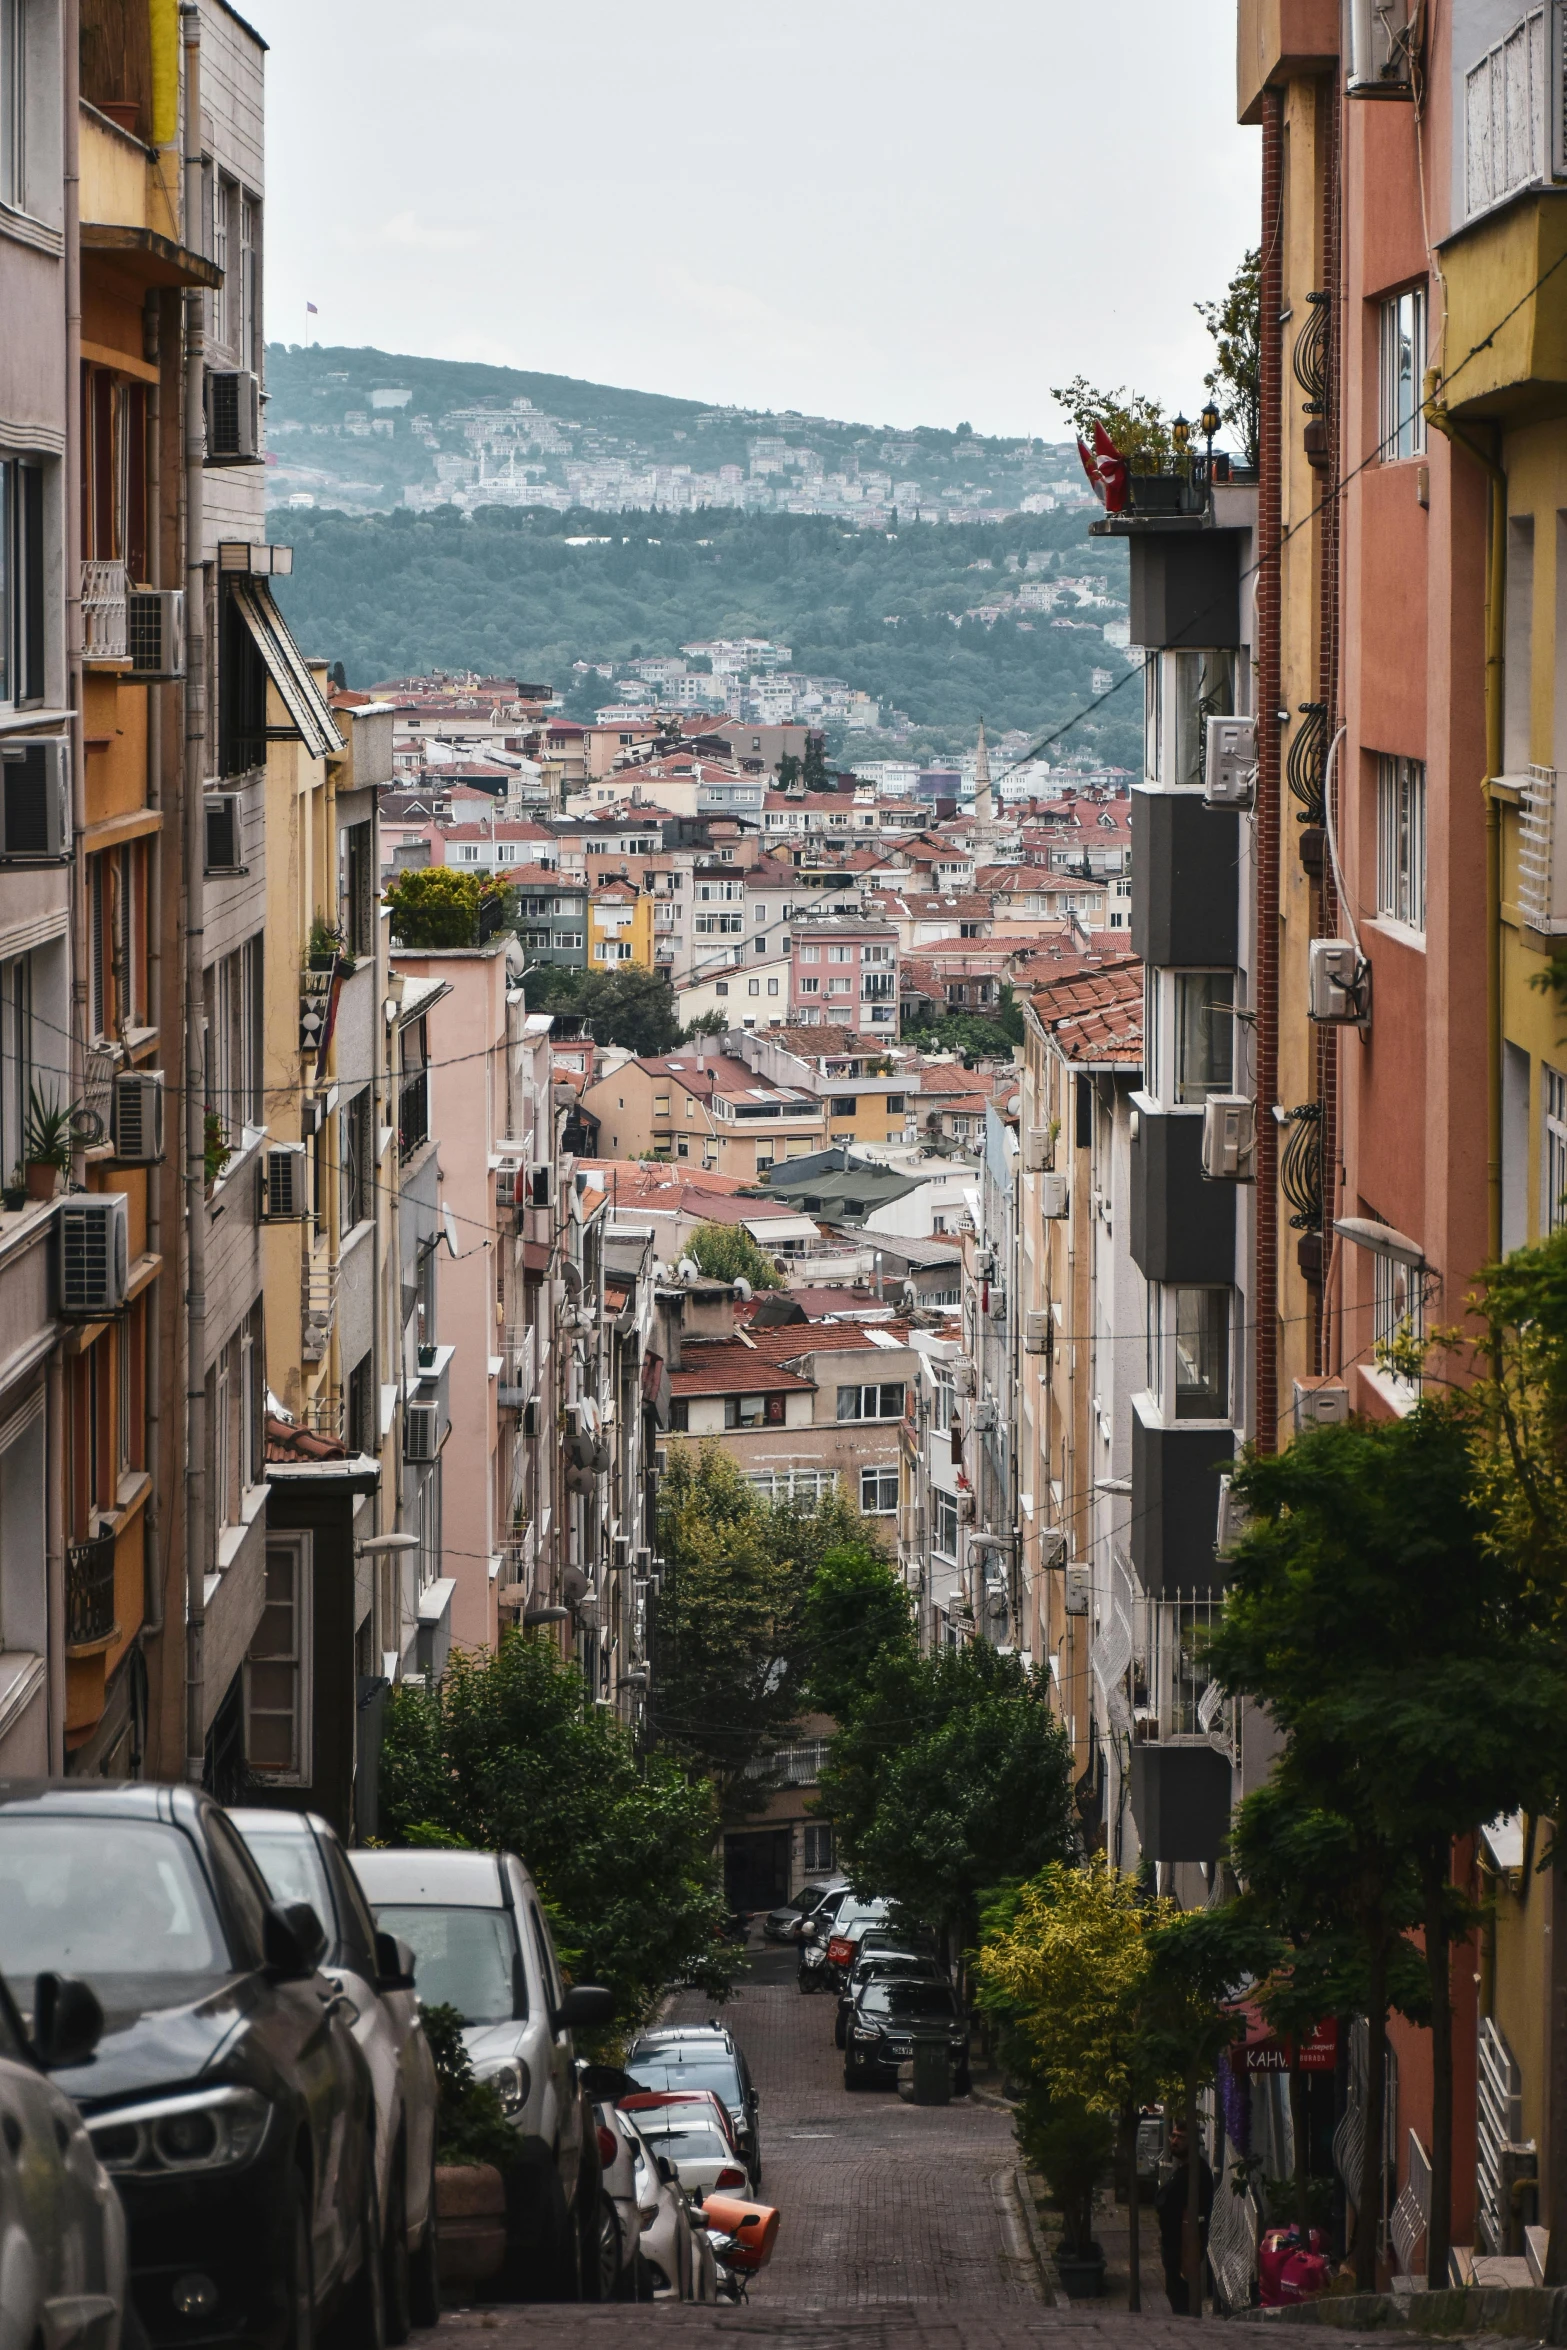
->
(859, 1464, 899, 1514)
(244, 1534, 314, 1785)
(836, 1381, 906, 1423)
(1375, 753, 1427, 934)
(1380, 284, 1428, 462)
(1147, 1284, 1233, 1424)
(1546, 1065, 1567, 1234)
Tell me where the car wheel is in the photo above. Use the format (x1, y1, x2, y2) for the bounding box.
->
(581, 2195, 621, 2303)
(382, 2150, 411, 2347)
(327, 2146, 385, 2350)
(408, 2147, 440, 2330)
(286, 2174, 315, 2350)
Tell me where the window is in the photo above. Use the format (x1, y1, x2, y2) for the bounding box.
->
(715, 979, 729, 996)
(1148, 1286, 1231, 1421)
(887, 1093, 905, 1114)
(804, 1823, 835, 1873)
(340, 1088, 371, 1235)
(1547, 1067, 1567, 1233)
(755, 903, 766, 921)
(1164, 648, 1235, 788)
(0, 456, 45, 706)
(798, 944, 820, 962)
(831, 1095, 858, 1116)
(552, 931, 582, 949)
(669, 1398, 689, 1432)
(0, 0, 23, 210)
(1373, 1240, 1423, 1387)
(748, 978, 759, 995)
(87, 844, 141, 1041)
(1173, 971, 1234, 1103)
(244, 1538, 313, 1783)
(934, 1486, 959, 1559)
(342, 822, 374, 957)
(798, 977, 819, 994)
(828, 977, 851, 995)
(348, 1351, 374, 1457)
(723, 1393, 786, 1428)
(829, 946, 852, 963)
(1381, 286, 1427, 461)
(860, 1465, 898, 1513)
(837, 1382, 905, 1422)
(204, 939, 262, 1146)
(239, 194, 260, 374)
(767, 976, 779, 995)
(1376, 755, 1427, 931)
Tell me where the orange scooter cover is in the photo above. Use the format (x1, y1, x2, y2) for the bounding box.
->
(700, 2194, 780, 2271)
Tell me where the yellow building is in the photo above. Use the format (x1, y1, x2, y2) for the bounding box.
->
(589, 878, 654, 971)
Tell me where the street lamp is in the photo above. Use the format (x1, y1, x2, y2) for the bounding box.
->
(1171, 412, 1191, 458)
(1200, 399, 1221, 481)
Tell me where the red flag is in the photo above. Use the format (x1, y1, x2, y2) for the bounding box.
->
(1076, 435, 1101, 498)
(1091, 419, 1129, 514)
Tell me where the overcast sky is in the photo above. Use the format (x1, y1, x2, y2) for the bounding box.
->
(243, 0, 1259, 441)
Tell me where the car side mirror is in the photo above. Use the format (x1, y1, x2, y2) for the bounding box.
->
(553, 1983, 614, 2033)
(263, 1899, 328, 1980)
(655, 2154, 675, 2184)
(32, 1972, 103, 2070)
(374, 1931, 417, 1993)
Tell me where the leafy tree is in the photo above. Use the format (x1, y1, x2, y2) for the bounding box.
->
(799, 1548, 914, 1722)
(680, 1010, 729, 1041)
(975, 1862, 1177, 2303)
(802, 733, 831, 789)
(378, 1630, 727, 2027)
(384, 865, 509, 948)
(525, 961, 680, 1055)
(683, 1219, 784, 1291)
(820, 1641, 1073, 1947)
(1211, 1407, 1560, 2286)
(1196, 248, 1262, 467)
(903, 1011, 1019, 1061)
(1049, 376, 1174, 473)
(776, 752, 803, 790)
(654, 1443, 878, 1811)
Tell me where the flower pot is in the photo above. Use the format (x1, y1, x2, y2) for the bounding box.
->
(307, 950, 338, 973)
(434, 2162, 508, 2289)
(24, 1163, 60, 1202)
(1055, 2246, 1107, 2301)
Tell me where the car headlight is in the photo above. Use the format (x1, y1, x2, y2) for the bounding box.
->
(851, 2025, 879, 2042)
(473, 2057, 530, 2115)
(87, 2086, 271, 2176)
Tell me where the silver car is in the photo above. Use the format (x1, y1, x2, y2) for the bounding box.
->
(230, 1809, 440, 2338)
(351, 1846, 612, 2299)
(0, 1967, 126, 2350)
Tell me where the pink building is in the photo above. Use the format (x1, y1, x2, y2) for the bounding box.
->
(788, 913, 900, 1037)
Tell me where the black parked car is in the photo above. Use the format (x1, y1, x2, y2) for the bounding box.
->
(624, 2025, 762, 2189)
(843, 1978, 972, 2094)
(0, 1783, 380, 2350)
(833, 1950, 947, 2050)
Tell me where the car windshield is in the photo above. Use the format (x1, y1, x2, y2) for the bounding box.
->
(836, 1902, 886, 1932)
(637, 2123, 730, 2162)
(0, 1819, 229, 1986)
(626, 2055, 740, 2102)
(371, 1903, 521, 2023)
(238, 1831, 334, 1931)
(863, 1982, 961, 2019)
(857, 1956, 936, 1982)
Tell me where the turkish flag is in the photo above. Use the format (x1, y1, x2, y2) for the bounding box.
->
(1091, 419, 1129, 514)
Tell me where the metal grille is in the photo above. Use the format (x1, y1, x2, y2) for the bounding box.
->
(303, 1257, 338, 1364)
(81, 559, 128, 661)
(1390, 2129, 1431, 2276)
(1286, 700, 1328, 825)
(1477, 2015, 1523, 2252)
(1292, 293, 1330, 417)
(1277, 1102, 1324, 1233)
(1517, 765, 1565, 932)
(1209, 2163, 1260, 2314)
(1466, 8, 1549, 217)
(66, 1531, 117, 1646)
(1132, 1589, 1233, 1748)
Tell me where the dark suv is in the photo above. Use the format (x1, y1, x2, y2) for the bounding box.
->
(0, 1783, 379, 2350)
(624, 2025, 761, 2188)
(843, 1978, 971, 2094)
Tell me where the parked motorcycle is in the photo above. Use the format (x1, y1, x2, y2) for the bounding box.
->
(796, 1920, 829, 1994)
(692, 2191, 779, 2305)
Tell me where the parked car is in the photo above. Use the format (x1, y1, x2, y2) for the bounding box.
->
(821, 1897, 891, 1991)
(621, 2106, 751, 2199)
(624, 2025, 761, 2186)
(833, 1950, 947, 2050)
(587, 2098, 644, 2301)
(760, 1880, 845, 1943)
(231, 1807, 440, 2338)
(0, 1963, 127, 2350)
(843, 1978, 972, 2093)
(0, 1783, 379, 2350)
(351, 1845, 613, 2299)
(616, 2103, 711, 2302)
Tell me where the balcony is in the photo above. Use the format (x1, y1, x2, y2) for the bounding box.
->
(66, 1529, 117, 1649)
(303, 1256, 337, 1364)
(1128, 1100, 1236, 1283)
(1129, 1743, 1235, 1863)
(398, 1070, 430, 1164)
(1131, 789, 1240, 965)
(1440, 179, 1567, 426)
(82, 560, 128, 663)
(1130, 1397, 1236, 1594)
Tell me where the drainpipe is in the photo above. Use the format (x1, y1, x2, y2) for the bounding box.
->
(180, 3, 207, 1782)
(143, 290, 164, 1635)
(64, 0, 84, 1129)
(1423, 379, 1505, 1259)
(1254, 85, 1285, 1452)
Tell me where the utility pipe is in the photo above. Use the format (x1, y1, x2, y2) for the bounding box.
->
(180, 4, 208, 1783)
(1255, 85, 1285, 1452)
(64, 0, 83, 1129)
(143, 288, 164, 1635)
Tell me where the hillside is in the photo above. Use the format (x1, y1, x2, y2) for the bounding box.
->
(268, 502, 1138, 766)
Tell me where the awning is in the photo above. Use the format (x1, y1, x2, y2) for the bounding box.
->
(229, 579, 345, 762)
(741, 1212, 820, 1245)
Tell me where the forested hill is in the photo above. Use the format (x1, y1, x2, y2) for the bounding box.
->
(268, 503, 1137, 768)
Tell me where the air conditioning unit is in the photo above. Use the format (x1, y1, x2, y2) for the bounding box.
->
(970, 1400, 997, 1435)
(111, 1070, 164, 1163)
(204, 368, 262, 463)
(1023, 1126, 1052, 1173)
(1039, 1172, 1069, 1219)
(0, 737, 70, 862)
(1201, 1095, 1257, 1181)
(1308, 938, 1368, 1024)
(1063, 1563, 1092, 1616)
(58, 1193, 129, 1315)
(1203, 714, 1257, 809)
(1294, 1377, 1351, 1430)
(956, 1489, 977, 1523)
(404, 1402, 440, 1462)
(525, 1162, 553, 1209)
(951, 1356, 977, 1398)
(204, 792, 245, 875)
(1215, 1473, 1251, 1559)
(1347, 0, 1413, 95)
(1038, 1526, 1067, 1568)
(1023, 1309, 1050, 1355)
(260, 1145, 308, 1221)
(126, 588, 185, 680)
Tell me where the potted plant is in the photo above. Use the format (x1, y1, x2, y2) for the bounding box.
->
(307, 914, 355, 977)
(24, 1084, 74, 1200)
(1023, 2094, 1113, 2299)
(421, 2003, 516, 2294)
(204, 1108, 232, 1190)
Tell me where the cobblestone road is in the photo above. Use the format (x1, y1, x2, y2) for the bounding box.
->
(440, 1944, 1444, 2345)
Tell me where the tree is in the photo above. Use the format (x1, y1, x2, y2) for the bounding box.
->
(776, 753, 803, 791)
(975, 1862, 1177, 2305)
(384, 866, 509, 948)
(1211, 1407, 1560, 2287)
(802, 732, 830, 789)
(799, 1548, 914, 1723)
(1196, 249, 1261, 468)
(1049, 377, 1174, 473)
(683, 1219, 784, 1291)
(525, 961, 681, 1055)
(820, 1641, 1074, 1948)
(377, 1630, 727, 2029)
(654, 1443, 878, 1811)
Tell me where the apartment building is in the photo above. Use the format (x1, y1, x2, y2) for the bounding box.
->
(789, 912, 899, 1036)
(582, 1049, 826, 1179)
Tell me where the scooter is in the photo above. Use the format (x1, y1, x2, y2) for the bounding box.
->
(692, 2191, 780, 2305)
(796, 1919, 829, 1993)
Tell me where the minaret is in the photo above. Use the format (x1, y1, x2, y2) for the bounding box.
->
(973, 716, 994, 834)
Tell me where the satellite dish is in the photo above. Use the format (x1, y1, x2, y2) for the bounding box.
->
(442, 1205, 460, 1257)
(732, 1276, 752, 1302)
(677, 1256, 699, 1282)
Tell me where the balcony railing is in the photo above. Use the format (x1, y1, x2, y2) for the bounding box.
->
(303, 1256, 338, 1364)
(82, 560, 128, 662)
(66, 1529, 117, 1647)
(398, 1070, 430, 1164)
